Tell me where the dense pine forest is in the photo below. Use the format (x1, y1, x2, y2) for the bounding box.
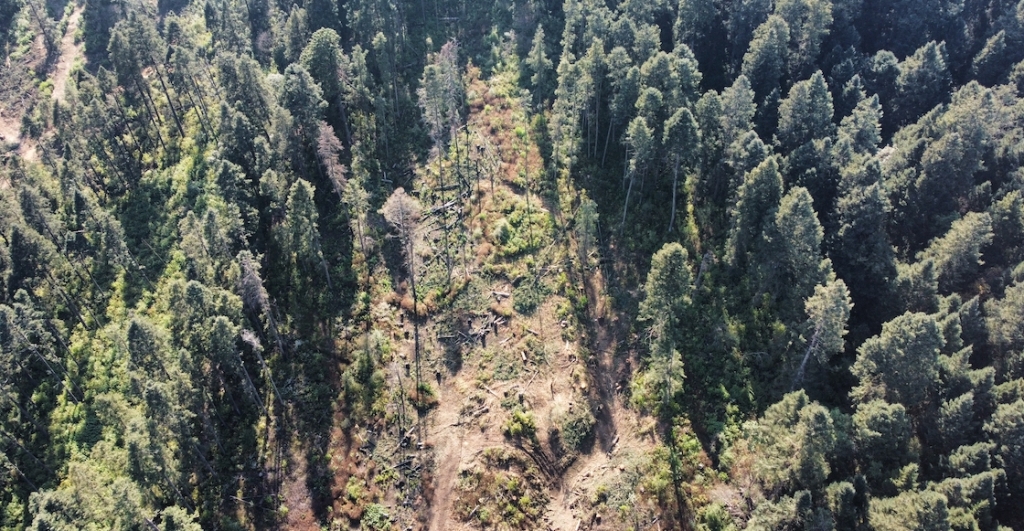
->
(2, 0, 1024, 528)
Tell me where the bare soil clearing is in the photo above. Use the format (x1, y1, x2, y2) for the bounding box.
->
(1, 3, 83, 163)
(51, 5, 84, 103)
(412, 67, 657, 531)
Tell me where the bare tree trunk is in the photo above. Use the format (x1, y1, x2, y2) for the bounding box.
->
(153, 63, 186, 137)
(408, 235, 421, 391)
(12, 296, 83, 403)
(235, 350, 267, 415)
(253, 346, 284, 405)
(0, 428, 54, 477)
(25, 0, 55, 57)
(189, 73, 215, 124)
(133, 78, 167, 152)
(337, 96, 353, 146)
(792, 326, 821, 391)
(602, 120, 613, 167)
(621, 173, 634, 234)
(668, 153, 680, 233)
(108, 95, 144, 159)
(182, 83, 212, 139)
(438, 165, 452, 283)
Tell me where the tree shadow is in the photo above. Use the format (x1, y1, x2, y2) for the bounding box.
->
(285, 345, 340, 526)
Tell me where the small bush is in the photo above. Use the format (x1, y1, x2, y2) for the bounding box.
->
(503, 408, 537, 441)
(361, 503, 390, 530)
(411, 381, 439, 412)
(345, 477, 366, 502)
(493, 218, 512, 244)
(513, 279, 549, 315)
(555, 402, 595, 452)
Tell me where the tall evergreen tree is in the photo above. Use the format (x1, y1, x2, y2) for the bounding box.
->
(775, 71, 835, 156)
(831, 156, 897, 326)
(526, 27, 555, 106)
(759, 186, 829, 322)
(852, 312, 944, 411)
(742, 15, 790, 135)
(774, 0, 833, 79)
(726, 156, 784, 273)
(636, 243, 692, 415)
(893, 41, 952, 129)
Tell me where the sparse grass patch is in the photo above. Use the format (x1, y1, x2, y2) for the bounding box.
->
(453, 448, 547, 528)
(512, 278, 550, 315)
(410, 381, 439, 412)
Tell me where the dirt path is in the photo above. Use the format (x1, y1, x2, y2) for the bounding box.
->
(279, 436, 321, 531)
(425, 376, 504, 531)
(0, 116, 18, 147)
(0, 78, 27, 155)
(412, 65, 657, 531)
(1, 4, 82, 162)
(0, 93, 37, 163)
(52, 4, 84, 103)
(544, 264, 652, 530)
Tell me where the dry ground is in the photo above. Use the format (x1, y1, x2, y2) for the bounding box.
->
(405, 66, 659, 531)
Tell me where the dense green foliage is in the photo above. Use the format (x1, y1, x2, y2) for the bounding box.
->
(2, 0, 1024, 528)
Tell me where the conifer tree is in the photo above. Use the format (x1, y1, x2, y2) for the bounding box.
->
(852, 312, 944, 410)
(276, 179, 330, 317)
(868, 490, 952, 531)
(774, 0, 833, 79)
(838, 94, 883, 155)
(741, 15, 790, 134)
(759, 186, 829, 321)
(720, 75, 758, 149)
(301, 28, 349, 139)
(775, 71, 835, 156)
(281, 63, 328, 149)
(986, 399, 1024, 498)
(728, 0, 773, 66)
(831, 156, 897, 324)
(726, 156, 784, 272)
(854, 399, 915, 487)
(794, 276, 852, 387)
(746, 390, 837, 493)
(281, 6, 310, 66)
(674, 0, 720, 73)
(917, 212, 993, 294)
(526, 27, 555, 106)
(637, 243, 692, 415)
(621, 116, 654, 230)
(663, 107, 699, 233)
(576, 193, 599, 268)
(893, 41, 952, 129)
(305, 0, 340, 32)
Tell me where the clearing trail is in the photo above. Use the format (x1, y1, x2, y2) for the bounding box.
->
(425, 373, 507, 531)
(1, 3, 83, 162)
(278, 435, 321, 531)
(544, 264, 656, 531)
(51, 4, 85, 103)
(414, 63, 656, 531)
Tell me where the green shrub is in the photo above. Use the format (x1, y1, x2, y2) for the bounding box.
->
(361, 503, 390, 530)
(513, 279, 549, 315)
(555, 403, 595, 452)
(503, 408, 537, 441)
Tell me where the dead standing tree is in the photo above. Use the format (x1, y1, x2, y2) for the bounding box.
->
(382, 188, 425, 399)
(316, 121, 348, 199)
(236, 251, 285, 407)
(418, 40, 465, 284)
